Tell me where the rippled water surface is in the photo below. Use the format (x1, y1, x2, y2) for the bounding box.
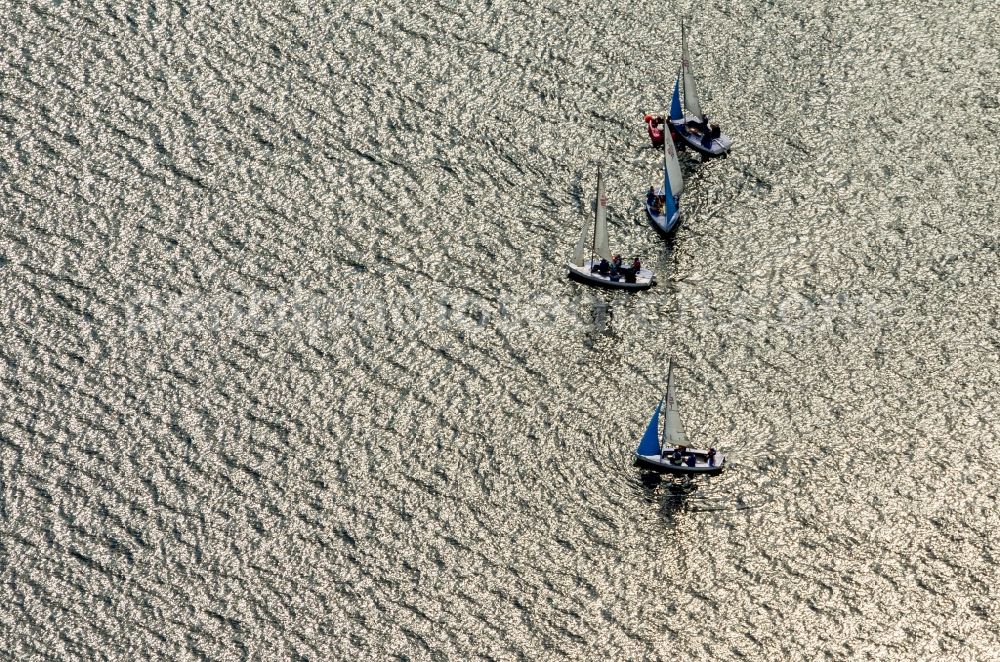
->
(3, 0, 1000, 658)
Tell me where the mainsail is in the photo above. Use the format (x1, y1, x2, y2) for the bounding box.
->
(593, 168, 612, 261)
(662, 362, 689, 448)
(663, 121, 684, 197)
(681, 23, 702, 119)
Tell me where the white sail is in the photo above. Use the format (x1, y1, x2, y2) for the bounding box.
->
(593, 168, 612, 261)
(662, 361, 689, 448)
(681, 24, 703, 120)
(663, 123, 684, 196)
(571, 215, 588, 266)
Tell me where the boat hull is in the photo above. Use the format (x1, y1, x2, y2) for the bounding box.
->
(669, 117, 732, 158)
(634, 449, 725, 476)
(645, 190, 681, 236)
(567, 260, 655, 290)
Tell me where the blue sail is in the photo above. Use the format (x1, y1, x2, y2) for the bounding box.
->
(636, 399, 663, 456)
(670, 77, 683, 121)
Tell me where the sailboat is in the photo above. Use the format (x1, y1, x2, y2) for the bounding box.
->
(668, 23, 733, 158)
(634, 360, 725, 475)
(567, 166, 655, 290)
(645, 124, 683, 235)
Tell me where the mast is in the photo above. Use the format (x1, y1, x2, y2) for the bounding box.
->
(661, 360, 673, 447)
(681, 20, 702, 120)
(662, 359, 689, 448)
(666, 359, 673, 426)
(590, 165, 599, 267)
(660, 359, 674, 452)
(593, 169, 611, 262)
(680, 23, 686, 110)
(662, 123, 669, 204)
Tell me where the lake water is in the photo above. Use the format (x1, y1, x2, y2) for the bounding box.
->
(2, 0, 999, 658)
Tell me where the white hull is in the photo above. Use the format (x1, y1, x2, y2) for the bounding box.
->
(670, 116, 732, 157)
(645, 186, 680, 235)
(636, 445, 725, 474)
(567, 259, 655, 290)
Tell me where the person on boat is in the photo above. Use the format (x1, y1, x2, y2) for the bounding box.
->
(647, 187, 656, 207)
(685, 454, 697, 467)
(612, 254, 623, 269)
(645, 114, 665, 129)
(710, 124, 721, 139)
(631, 257, 641, 272)
(701, 132, 713, 149)
(670, 447, 682, 464)
(648, 125, 663, 147)
(645, 114, 665, 147)
(707, 447, 717, 467)
(595, 258, 610, 275)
